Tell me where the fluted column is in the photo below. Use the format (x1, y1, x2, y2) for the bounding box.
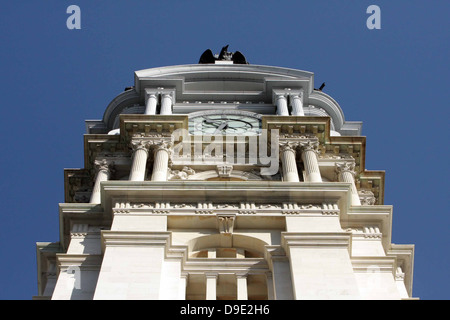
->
(144, 93, 158, 115)
(280, 143, 300, 182)
(336, 162, 361, 205)
(290, 92, 304, 116)
(129, 140, 151, 181)
(90, 159, 114, 203)
(300, 140, 322, 182)
(276, 94, 289, 116)
(151, 141, 172, 181)
(160, 93, 173, 115)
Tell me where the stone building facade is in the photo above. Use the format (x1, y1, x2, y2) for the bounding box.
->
(34, 51, 416, 300)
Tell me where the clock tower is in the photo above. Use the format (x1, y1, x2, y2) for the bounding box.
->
(35, 47, 416, 300)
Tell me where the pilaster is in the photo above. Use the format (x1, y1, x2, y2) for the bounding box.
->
(281, 232, 361, 300)
(93, 231, 174, 300)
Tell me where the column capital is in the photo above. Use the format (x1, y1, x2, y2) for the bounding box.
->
(145, 92, 158, 100)
(289, 89, 304, 100)
(235, 272, 248, 279)
(205, 272, 219, 279)
(281, 232, 352, 251)
(144, 87, 175, 97)
(299, 139, 320, 153)
(161, 93, 173, 100)
(94, 159, 114, 173)
(130, 139, 154, 153)
(275, 93, 288, 100)
(272, 88, 291, 100)
(335, 161, 356, 176)
(279, 141, 299, 153)
(151, 140, 174, 160)
(131, 138, 173, 153)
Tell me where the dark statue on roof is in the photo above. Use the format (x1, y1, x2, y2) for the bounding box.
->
(199, 45, 249, 64)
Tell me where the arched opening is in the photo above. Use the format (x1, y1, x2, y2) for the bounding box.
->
(184, 234, 271, 300)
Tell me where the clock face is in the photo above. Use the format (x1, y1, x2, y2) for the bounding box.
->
(189, 113, 261, 135)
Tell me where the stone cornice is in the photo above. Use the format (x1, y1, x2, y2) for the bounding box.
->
(119, 114, 188, 143)
(281, 232, 352, 254)
(56, 253, 103, 271)
(351, 256, 397, 274)
(387, 244, 416, 298)
(99, 180, 353, 216)
(112, 200, 339, 217)
(100, 230, 173, 252)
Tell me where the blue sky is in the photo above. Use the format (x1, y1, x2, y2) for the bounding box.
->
(0, 1, 448, 300)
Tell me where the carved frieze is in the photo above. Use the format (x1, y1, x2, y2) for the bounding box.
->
(346, 226, 382, 239)
(112, 200, 340, 217)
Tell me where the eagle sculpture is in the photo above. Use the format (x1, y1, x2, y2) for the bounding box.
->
(199, 45, 248, 64)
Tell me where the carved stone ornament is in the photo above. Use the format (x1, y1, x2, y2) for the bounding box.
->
(299, 140, 320, 153)
(94, 159, 114, 173)
(131, 138, 173, 154)
(168, 166, 196, 180)
(279, 141, 299, 153)
(358, 190, 376, 205)
(335, 161, 356, 176)
(217, 215, 235, 234)
(217, 164, 233, 177)
(130, 139, 153, 153)
(319, 153, 355, 160)
(153, 140, 173, 153)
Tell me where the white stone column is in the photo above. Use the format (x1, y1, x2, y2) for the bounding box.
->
(336, 162, 361, 205)
(276, 94, 289, 116)
(290, 92, 304, 116)
(90, 159, 113, 203)
(205, 273, 218, 300)
(160, 93, 173, 115)
(129, 140, 151, 181)
(280, 143, 300, 182)
(144, 93, 158, 115)
(151, 141, 172, 181)
(300, 140, 322, 182)
(236, 273, 248, 300)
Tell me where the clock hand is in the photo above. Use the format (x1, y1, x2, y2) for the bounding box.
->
(203, 119, 222, 126)
(213, 122, 228, 134)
